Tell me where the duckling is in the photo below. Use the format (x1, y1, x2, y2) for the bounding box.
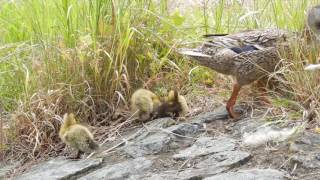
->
(59, 113, 99, 159)
(156, 90, 189, 119)
(130, 88, 161, 122)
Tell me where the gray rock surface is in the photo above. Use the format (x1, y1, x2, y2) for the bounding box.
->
(204, 169, 285, 180)
(13, 109, 319, 180)
(124, 123, 202, 158)
(196, 150, 251, 169)
(16, 158, 103, 180)
(291, 153, 320, 169)
(191, 106, 230, 123)
(124, 132, 172, 158)
(145, 117, 177, 129)
(289, 131, 320, 169)
(173, 136, 236, 160)
(191, 105, 246, 124)
(0, 163, 18, 179)
(133, 151, 251, 179)
(166, 123, 203, 137)
(289, 131, 320, 153)
(174, 150, 251, 179)
(79, 157, 153, 180)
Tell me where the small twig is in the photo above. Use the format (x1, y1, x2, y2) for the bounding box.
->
(101, 110, 138, 145)
(278, 154, 295, 169)
(98, 126, 145, 156)
(290, 162, 297, 176)
(177, 158, 190, 172)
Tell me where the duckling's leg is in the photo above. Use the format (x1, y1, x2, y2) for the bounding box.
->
(67, 150, 83, 160)
(226, 83, 241, 119)
(74, 151, 83, 159)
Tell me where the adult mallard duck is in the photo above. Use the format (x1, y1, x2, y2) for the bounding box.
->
(179, 5, 320, 120)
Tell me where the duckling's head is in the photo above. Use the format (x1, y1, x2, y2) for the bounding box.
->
(307, 5, 320, 36)
(155, 90, 182, 118)
(167, 90, 178, 102)
(62, 113, 77, 127)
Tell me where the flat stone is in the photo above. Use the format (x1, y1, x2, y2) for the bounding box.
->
(196, 150, 251, 169)
(173, 136, 236, 160)
(145, 117, 177, 129)
(124, 123, 202, 158)
(191, 105, 246, 124)
(176, 150, 251, 179)
(16, 158, 103, 180)
(289, 132, 320, 169)
(124, 132, 172, 158)
(191, 107, 229, 124)
(291, 153, 320, 169)
(133, 151, 251, 180)
(204, 169, 285, 180)
(79, 157, 153, 180)
(230, 117, 264, 137)
(166, 123, 203, 137)
(289, 131, 320, 153)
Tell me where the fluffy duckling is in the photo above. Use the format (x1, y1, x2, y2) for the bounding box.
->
(59, 113, 99, 159)
(156, 90, 189, 118)
(130, 88, 161, 122)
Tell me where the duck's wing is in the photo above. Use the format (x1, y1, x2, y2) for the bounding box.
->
(179, 29, 290, 57)
(201, 29, 289, 52)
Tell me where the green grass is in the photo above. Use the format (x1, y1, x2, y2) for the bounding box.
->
(2, 0, 320, 164)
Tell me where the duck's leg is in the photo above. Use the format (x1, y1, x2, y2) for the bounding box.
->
(226, 83, 241, 119)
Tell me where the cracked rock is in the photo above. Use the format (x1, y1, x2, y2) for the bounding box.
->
(124, 123, 202, 158)
(173, 136, 236, 160)
(204, 169, 285, 180)
(79, 157, 153, 180)
(16, 158, 103, 180)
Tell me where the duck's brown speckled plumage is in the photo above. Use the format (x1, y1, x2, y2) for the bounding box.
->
(201, 29, 290, 54)
(179, 5, 320, 119)
(180, 29, 290, 86)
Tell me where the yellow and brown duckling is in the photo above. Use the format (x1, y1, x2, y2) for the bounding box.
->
(59, 113, 99, 159)
(156, 90, 189, 119)
(130, 88, 162, 122)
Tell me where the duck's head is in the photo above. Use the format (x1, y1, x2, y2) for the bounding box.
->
(307, 5, 320, 36)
